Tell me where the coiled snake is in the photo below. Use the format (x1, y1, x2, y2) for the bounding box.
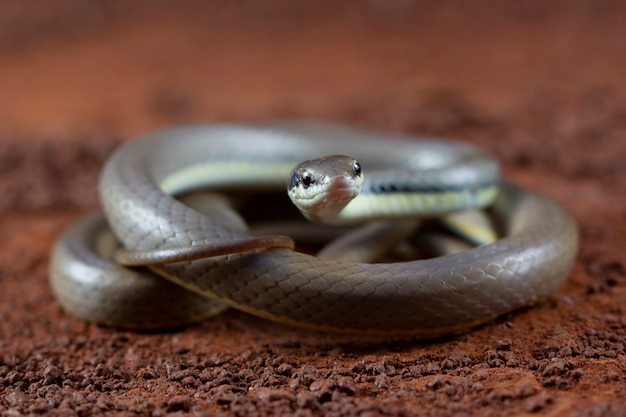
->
(50, 123, 578, 336)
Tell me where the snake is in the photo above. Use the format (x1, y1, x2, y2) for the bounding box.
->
(49, 123, 578, 336)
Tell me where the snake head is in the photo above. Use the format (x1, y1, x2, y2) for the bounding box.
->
(287, 155, 363, 224)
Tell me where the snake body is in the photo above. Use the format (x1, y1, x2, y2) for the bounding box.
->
(50, 123, 578, 336)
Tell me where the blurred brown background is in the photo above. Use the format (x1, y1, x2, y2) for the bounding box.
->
(2, 1, 624, 137)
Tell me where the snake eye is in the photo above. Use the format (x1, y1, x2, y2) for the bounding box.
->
(301, 170, 313, 188)
(353, 161, 362, 177)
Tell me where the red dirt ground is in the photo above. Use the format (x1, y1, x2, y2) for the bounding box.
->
(1, 1, 625, 416)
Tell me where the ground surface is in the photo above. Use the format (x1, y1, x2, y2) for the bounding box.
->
(1, 1, 625, 416)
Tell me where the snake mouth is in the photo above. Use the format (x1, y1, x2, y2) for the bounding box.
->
(295, 174, 362, 224)
(319, 175, 361, 206)
(287, 169, 363, 224)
